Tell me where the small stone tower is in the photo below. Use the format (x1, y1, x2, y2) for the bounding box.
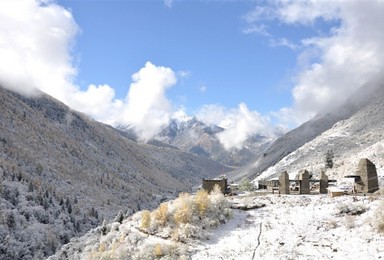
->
(319, 171, 329, 194)
(299, 170, 310, 194)
(279, 171, 290, 194)
(355, 158, 379, 193)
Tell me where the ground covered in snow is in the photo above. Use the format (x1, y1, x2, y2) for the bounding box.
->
(192, 193, 384, 260)
(49, 191, 384, 260)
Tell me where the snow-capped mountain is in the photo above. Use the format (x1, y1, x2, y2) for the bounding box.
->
(232, 83, 384, 182)
(118, 117, 276, 168)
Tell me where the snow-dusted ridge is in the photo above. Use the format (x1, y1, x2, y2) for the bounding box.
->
(117, 116, 276, 168)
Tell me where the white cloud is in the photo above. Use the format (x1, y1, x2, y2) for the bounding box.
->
(177, 70, 191, 79)
(246, 0, 384, 125)
(0, 0, 78, 97)
(164, 0, 173, 9)
(69, 84, 123, 125)
(242, 24, 270, 37)
(0, 0, 178, 141)
(118, 61, 177, 141)
(197, 103, 275, 151)
(269, 37, 298, 50)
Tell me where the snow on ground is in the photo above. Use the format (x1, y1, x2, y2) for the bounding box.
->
(191, 193, 384, 260)
(49, 192, 384, 260)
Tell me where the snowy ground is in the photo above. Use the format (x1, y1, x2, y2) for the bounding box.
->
(191, 193, 384, 260)
(50, 192, 384, 260)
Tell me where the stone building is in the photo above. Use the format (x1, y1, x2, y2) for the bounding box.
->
(355, 158, 379, 193)
(279, 171, 290, 194)
(202, 178, 228, 194)
(299, 170, 310, 194)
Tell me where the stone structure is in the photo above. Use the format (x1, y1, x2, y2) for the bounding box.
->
(202, 178, 227, 194)
(299, 170, 310, 194)
(355, 158, 379, 193)
(319, 171, 329, 194)
(279, 171, 290, 194)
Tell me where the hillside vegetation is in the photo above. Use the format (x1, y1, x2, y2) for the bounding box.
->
(48, 187, 232, 260)
(0, 87, 228, 259)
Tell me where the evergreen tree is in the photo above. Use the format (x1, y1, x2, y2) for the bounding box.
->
(325, 150, 334, 169)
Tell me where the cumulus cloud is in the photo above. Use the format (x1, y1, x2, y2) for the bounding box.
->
(0, 0, 178, 141)
(245, 0, 384, 125)
(197, 103, 275, 151)
(69, 84, 123, 124)
(0, 0, 78, 97)
(118, 62, 177, 141)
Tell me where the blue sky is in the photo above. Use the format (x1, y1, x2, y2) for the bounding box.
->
(60, 0, 301, 114)
(1, 0, 384, 149)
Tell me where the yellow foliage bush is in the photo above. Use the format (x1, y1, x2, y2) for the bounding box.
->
(140, 210, 151, 229)
(98, 242, 107, 253)
(194, 189, 210, 217)
(155, 202, 168, 227)
(153, 244, 163, 258)
(174, 193, 192, 225)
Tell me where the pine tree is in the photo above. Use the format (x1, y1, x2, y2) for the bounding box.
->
(325, 150, 334, 169)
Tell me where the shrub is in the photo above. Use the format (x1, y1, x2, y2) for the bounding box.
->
(174, 193, 192, 225)
(373, 200, 384, 233)
(98, 242, 107, 253)
(154, 203, 168, 227)
(345, 215, 356, 229)
(239, 178, 254, 191)
(153, 244, 163, 258)
(194, 190, 210, 217)
(210, 185, 228, 211)
(140, 210, 151, 230)
(336, 202, 367, 215)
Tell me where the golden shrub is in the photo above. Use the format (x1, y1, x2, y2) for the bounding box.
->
(194, 189, 210, 217)
(98, 242, 107, 253)
(155, 202, 168, 227)
(140, 210, 151, 229)
(174, 193, 192, 225)
(153, 244, 163, 258)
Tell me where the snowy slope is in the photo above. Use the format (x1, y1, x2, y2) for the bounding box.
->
(231, 83, 384, 182)
(255, 85, 384, 183)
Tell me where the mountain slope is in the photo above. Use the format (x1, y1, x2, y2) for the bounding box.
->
(118, 117, 275, 168)
(231, 83, 384, 181)
(0, 87, 228, 259)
